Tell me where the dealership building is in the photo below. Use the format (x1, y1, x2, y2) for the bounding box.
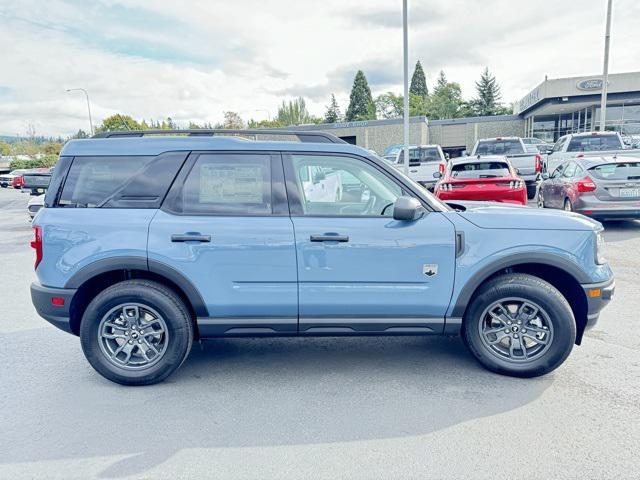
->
(295, 71, 640, 157)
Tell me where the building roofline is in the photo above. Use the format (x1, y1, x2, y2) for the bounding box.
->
(286, 116, 428, 130)
(429, 114, 520, 126)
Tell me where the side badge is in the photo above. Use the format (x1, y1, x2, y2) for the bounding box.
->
(423, 264, 438, 277)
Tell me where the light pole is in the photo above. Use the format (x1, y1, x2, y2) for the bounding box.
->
(402, 0, 409, 176)
(599, 0, 613, 132)
(66, 88, 94, 136)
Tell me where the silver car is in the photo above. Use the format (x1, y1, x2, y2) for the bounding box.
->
(538, 156, 640, 220)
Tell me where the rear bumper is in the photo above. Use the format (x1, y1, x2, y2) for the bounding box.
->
(30, 282, 77, 334)
(577, 209, 640, 220)
(581, 277, 615, 329)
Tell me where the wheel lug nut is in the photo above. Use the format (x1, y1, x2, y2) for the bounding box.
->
(507, 321, 512, 325)
(517, 320, 522, 325)
(514, 334, 519, 338)
(128, 340, 133, 344)
(505, 329, 510, 333)
(522, 329, 527, 333)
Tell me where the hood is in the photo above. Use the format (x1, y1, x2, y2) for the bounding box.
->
(449, 201, 601, 231)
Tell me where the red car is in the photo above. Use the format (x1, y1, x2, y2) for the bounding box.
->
(435, 156, 527, 205)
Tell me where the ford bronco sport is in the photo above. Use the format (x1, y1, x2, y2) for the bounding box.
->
(30, 129, 614, 385)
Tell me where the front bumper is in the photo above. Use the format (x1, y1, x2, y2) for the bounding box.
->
(581, 277, 615, 329)
(30, 282, 77, 334)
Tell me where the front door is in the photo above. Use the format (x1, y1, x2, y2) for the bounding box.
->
(148, 152, 298, 336)
(283, 153, 456, 335)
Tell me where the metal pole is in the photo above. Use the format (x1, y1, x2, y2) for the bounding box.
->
(67, 88, 94, 135)
(402, 0, 409, 176)
(599, 0, 613, 132)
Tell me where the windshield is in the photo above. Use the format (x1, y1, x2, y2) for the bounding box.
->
(451, 162, 511, 178)
(567, 135, 623, 152)
(589, 162, 640, 180)
(398, 147, 441, 164)
(367, 151, 451, 211)
(475, 139, 524, 155)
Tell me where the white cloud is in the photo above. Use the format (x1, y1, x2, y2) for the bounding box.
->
(0, 0, 638, 136)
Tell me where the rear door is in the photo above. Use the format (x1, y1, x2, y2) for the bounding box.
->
(148, 152, 298, 336)
(283, 152, 456, 335)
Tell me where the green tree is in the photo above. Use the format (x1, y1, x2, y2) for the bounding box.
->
(427, 71, 465, 120)
(345, 70, 376, 121)
(276, 97, 318, 126)
(409, 61, 428, 97)
(375, 92, 403, 119)
(97, 114, 141, 132)
(0, 141, 10, 156)
(324, 94, 342, 123)
(43, 142, 63, 156)
(222, 111, 245, 129)
(472, 67, 504, 116)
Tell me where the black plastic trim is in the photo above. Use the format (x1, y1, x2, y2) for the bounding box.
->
(63, 256, 208, 317)
(30, 282, 76, 334)
(451, 253, 592, 318)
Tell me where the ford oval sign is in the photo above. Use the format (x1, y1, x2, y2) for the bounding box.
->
(576, 78, 605, 91)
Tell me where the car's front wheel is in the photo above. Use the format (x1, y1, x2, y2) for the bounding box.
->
(463, 273, 576, 377)
(80, 280, 193, 385)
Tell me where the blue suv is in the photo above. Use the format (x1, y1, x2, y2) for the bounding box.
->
(30, 130, 615, 385)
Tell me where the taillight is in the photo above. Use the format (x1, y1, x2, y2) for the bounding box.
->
(438, 162, 445, 174)
(30, 226, 43, 269)
(576, 176, 597, 193)
(535, 154, 542, 173)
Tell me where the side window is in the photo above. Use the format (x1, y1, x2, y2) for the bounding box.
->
(562, 162, 577, 178)
(552, 137, 565, 153)
(177, 153, 272, 215)
(59, 156, 154, 207)
(289, 154, 402, 217)
(551, 163, 565, 178)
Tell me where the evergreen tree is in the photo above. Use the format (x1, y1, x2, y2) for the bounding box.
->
(409, 61, 428, 97)
(345, 70, 376, 121)
(473, 67, 503, 116)
(427, 71, 465, 120)
(324, 94, 342, 123)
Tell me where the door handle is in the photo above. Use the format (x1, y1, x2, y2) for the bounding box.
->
(310, 234, 349, 242)
(171, 234, 211, 243)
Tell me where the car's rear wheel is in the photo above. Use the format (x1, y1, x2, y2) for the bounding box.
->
(463, 273, 576, 377)
(80, 280, 193, 385)
(564, 198, 573, 211)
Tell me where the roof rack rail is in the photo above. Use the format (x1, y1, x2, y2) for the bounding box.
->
(91, 129, 346, 144)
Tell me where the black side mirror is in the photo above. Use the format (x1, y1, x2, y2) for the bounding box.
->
(393, 196, 425, 221)
(432, 171, 442, 179)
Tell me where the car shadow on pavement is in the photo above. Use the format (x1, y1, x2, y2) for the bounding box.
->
(0, 330, 553, 478)
(600, 219, 640, 242)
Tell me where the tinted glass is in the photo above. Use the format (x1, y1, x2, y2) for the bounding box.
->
(291, 155, 401, 216)
(59, 156, 154, 207)
(451, 162, 511, 178)
(562, 163, 577, 178)
(398, 147, 441, 164)
(567, 135, 623, 152)
(179, 154, 272, 215)
(475, 140, 524, 155)
(589, 162, 640, 180)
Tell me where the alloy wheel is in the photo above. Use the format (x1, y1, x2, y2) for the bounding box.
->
(478, 297, 554, 363)
(98, 303, 169, 370)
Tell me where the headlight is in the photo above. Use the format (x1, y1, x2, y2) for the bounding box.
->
(595, 231, 607, 265)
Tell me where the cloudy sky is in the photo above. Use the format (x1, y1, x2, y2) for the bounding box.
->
(0, 0, 638, 137)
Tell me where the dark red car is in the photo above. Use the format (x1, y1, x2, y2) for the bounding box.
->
(435, 156, 527, 205)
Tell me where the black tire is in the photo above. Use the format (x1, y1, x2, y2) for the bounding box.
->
(463, 273, 576, 377)
(80, 280, 193, 386)
(564, 198, 573, 212)
(526, 183, 537, 200)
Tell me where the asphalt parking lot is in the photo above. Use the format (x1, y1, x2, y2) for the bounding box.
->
(1, 186, 639, 480)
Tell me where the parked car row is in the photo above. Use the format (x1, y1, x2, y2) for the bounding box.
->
(0, 167, 52, 191)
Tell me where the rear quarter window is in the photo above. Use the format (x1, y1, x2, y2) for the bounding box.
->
(57, 153, 186, 208)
